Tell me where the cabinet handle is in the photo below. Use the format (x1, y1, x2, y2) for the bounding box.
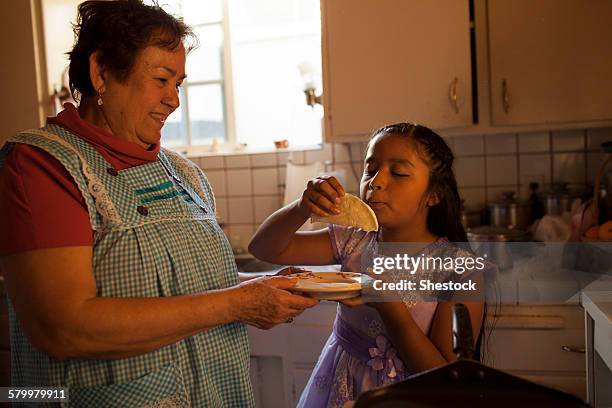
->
(561, 345, 585, 354)
(449, 77, 459, 113)
(502, 79, 510, 113)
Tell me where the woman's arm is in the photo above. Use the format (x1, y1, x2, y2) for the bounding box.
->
(1, 246, 318, 360)
(248, 176, 345, 266)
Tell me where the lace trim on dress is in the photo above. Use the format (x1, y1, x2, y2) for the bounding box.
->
(17, 129, 123, 229)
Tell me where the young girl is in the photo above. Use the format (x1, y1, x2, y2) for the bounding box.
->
(249, 123, 490, 407)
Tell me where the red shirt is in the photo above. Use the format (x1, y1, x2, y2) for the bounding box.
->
(0, 104, 160, 255)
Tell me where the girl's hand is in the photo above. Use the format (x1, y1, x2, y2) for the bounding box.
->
(233, 276, 319, 330)
(298, 176, 346, 217)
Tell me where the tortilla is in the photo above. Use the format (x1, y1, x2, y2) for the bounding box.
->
(311, 194, 379, 231)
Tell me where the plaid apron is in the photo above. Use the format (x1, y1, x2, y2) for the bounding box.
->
(0, 125, 254, 407)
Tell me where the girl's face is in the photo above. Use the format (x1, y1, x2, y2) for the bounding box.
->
(360, 133, 434, 229)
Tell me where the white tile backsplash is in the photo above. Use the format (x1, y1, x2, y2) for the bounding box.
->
(442, 136, 455, 152)
(486, 155, 517, 185)
(587, 127, 612, 151)
(519, 154, 551, 197)
(250, 153, 277, 168)
(485, 133, 516, 155)
(198, 155, 225, 170)
(487, 186, 516, 203)
(333, 143, 351, 163)
(254, 196, 281, 223)
(228, 225, 255, 254)
(226, 169, 253, 196)
(454, 157, 485, 187)
(287, 151, 305, 164)
(192, 126, 605, 248)
(459, 187, 486, 208)
(518, 132, 550, 153)
(228, 197, 254, 224)
(350, 142, 367, 162)
(277, 152, 291, 165)
(204, 170, 227, 197)
(252, 168, 280, 195)
(453, 135, 484, 156)
(304, 144, 332, 164)
(215, 198, 228, 224)
(553, 153, 586, 184)
(587, 152, 609, 183)
(225, 154, 251, 168)
(552, 129, 585, 152)
(332, 163, 361, 194)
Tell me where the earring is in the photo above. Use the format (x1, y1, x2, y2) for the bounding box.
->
(97, 91, 103, 106)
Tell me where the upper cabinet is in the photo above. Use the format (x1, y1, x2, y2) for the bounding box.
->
(488, 0, 612, 126)
(321, 0, 472, 142)
(321, 0, 612, 142)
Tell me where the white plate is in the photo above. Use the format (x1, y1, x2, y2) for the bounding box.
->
(286, 271, 367, 300)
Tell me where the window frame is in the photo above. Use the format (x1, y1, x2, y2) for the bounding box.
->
(165, 0, 323, 155)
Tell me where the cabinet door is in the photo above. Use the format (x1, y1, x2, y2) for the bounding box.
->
(488, 0, 612, 126)
(322, 0, 472, 141)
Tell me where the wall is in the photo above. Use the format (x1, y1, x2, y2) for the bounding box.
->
(0, 0, 47, 147)
(191, 127, 612, 252)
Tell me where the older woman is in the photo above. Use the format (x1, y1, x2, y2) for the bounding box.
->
(0, 0, 317, 406)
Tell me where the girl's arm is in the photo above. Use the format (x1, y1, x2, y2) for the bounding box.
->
(375, 299, 484, 373)
(1, 246, 318, 360)
(249, 176, 345, 266)
(345, 273, 485, 373)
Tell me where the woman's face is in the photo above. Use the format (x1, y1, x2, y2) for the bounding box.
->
(360, 133, 433, 229)
(100, 44, 186, 148)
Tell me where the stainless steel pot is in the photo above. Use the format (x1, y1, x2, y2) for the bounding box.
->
(539, 182, 588, 216)
(488, 191, 531, 230)
(467, 226, 529, 270)
(541, 192, 572, 215)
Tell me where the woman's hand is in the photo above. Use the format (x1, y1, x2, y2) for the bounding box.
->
(232, 276, 319, 329)
(298, 176, 346, 218)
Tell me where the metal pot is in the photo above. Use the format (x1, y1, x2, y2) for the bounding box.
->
(539, 182, 588, 216)
(541, 192, 572, 216)
(488, 191, 531, 230)
(467, 226, 529, 270)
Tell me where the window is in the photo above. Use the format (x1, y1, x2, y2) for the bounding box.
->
(154, 0, 323, 152)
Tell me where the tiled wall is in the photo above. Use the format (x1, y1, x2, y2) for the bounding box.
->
(190, 127, 612, 252)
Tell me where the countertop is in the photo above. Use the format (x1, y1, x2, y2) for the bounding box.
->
(581, 291, 612, 371)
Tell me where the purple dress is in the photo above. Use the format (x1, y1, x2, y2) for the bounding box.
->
(297, 225, 482, 408)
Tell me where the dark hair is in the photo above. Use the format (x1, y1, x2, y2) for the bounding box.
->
(68, 0, 196, 101)
(369, 123, 468, 243)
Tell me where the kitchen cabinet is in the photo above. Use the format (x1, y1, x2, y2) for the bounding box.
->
(321, 0, 612, 142)
(581, 291, 612, 408)
(321, 0, 473, 142)
(484, 304, 586, 400)
(488, 0, 612, 126)
(0, 0, 47, 147)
